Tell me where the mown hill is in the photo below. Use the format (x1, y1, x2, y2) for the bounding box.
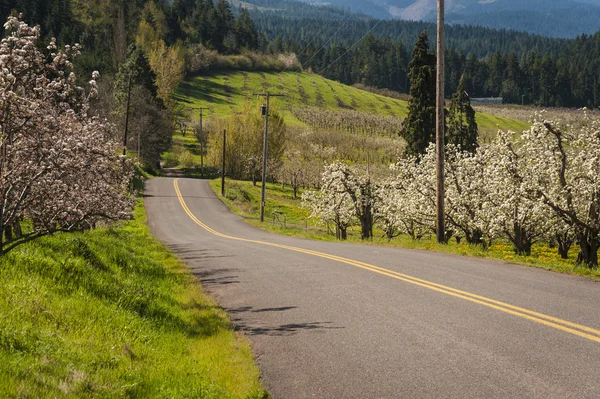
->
(174, 70, 529, 136)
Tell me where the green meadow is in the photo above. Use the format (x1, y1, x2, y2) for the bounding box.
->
(174, 71, 529, 136)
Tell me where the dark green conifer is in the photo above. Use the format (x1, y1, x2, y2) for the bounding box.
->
(446, 75, 478, 153)
(401, 31, 436, 157)
(234, 8, 258, 51)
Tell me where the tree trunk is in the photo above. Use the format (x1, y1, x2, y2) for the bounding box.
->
(465, 228, 483, 246)
(340, 227, 347, 240)
(576, 232, 599, 268)
(556, 232, 574, 259)
(4, 225, 13, 241)
(360, 216, 372, 240)
(511, 223, 532, 256)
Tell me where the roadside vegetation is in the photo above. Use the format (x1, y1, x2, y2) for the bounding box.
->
(209, 179, 600, 280)
(0, 201, 269, 398)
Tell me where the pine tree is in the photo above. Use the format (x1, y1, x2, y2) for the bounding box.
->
(446, 75, 478, 153)
(401, 31, 436, 157)
(234, 8, 258, 51)
(213, 0, 234, 53)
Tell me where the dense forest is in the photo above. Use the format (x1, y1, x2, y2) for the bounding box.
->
(251, 14, 571, 59)
(257, 15, 600, 107)
(4, 0, 600, 107)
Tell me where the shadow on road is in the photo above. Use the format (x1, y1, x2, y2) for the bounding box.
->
(226, 305, 344, 336)
(234, 320, 343, 336)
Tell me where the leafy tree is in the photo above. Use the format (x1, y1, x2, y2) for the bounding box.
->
(446, 75, 478, 153)
(401, 31, 436, 157)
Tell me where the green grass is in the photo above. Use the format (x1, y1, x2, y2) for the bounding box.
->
(174, 70, 528, 137)
(0, 200, 268, 398)
(210, 179, 600, 280)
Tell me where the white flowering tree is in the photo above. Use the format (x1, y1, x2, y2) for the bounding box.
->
(380, 154, 436, 240)
(301, 188, 355, 240)
(0, 17, 136, 255)
(444, 145, 495, 246)
(481, 131, 553, 255)
(521, 115, 600, 267)
(322, 163, 377, 240)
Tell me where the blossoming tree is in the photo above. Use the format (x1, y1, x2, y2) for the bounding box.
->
(0, 17, 136, 255)
(521, 115, 600, 267)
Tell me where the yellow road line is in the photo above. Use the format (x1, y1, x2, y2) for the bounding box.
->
(174, 179, 600, 344)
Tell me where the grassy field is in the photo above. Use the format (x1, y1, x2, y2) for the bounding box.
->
(174, 71, 530, 136)
(0, 200, 268, 398)
(210, 179, 600, 280)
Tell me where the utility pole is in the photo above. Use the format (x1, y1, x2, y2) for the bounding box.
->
(197, 107, 209, 178)
(436, 0, 446, 244)
(221, 129, 226, 197)
(123, 74, 132, 156)
(253, 92, 285, 222)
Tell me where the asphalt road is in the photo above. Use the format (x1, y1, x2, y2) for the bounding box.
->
(145, 177, 600, 399)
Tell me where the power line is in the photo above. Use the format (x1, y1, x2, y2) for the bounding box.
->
(317, 19, 383, 76)
(278, 18, 334, 75)
(292, 15, 355, 74)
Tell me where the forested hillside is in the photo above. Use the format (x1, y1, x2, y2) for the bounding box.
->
(254, 14, 600, 107)
(6, 0, 600, 108)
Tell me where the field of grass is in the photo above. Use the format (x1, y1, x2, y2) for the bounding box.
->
(210, 179, 600, 280)
(0, 200, 268, 398)
(174, 71, 529, 137)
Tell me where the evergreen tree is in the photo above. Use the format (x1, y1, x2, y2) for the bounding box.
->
(213, 0, 234, 53)
(234, 8, 258, 51)
(115, 45, 160, 106)
(446, 75, 478, 153)
(401, 31, 436, 157)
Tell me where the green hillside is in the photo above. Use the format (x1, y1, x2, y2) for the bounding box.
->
(174, 71, 529, 135)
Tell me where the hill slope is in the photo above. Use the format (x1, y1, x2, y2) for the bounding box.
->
(174, 71, 528, 136)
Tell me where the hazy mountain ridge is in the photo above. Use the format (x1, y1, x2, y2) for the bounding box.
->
(291, 0, 600, 37)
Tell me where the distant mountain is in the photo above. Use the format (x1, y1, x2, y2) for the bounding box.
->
(289, 0, 600, 37)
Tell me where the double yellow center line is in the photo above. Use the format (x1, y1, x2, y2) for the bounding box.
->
(174, 179, 600, 344)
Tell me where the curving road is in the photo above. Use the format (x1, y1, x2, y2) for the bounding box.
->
(145, 178, 600, 399)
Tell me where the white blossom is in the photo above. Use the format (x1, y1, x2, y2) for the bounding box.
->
(0, 17, 135, 255)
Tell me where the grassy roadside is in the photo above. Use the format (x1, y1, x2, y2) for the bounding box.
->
(0, 200, 269, 398)
(210, 179, 600, 280)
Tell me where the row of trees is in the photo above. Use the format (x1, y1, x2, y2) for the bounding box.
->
(0, 17, 135, 255)
(291, 107, 404, 137)
(303, 113, 600, 267)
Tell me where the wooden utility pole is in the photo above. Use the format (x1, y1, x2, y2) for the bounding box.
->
(221, 129, 226, 197)
(436, 0, 446, 243)
(123, 75, 132, 156)
(197, 107, 209, 178)
(253, 92, 285, 222)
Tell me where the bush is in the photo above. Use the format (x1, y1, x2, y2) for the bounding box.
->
(162, 152, 179, 168)
(178, 150, 196, 168)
